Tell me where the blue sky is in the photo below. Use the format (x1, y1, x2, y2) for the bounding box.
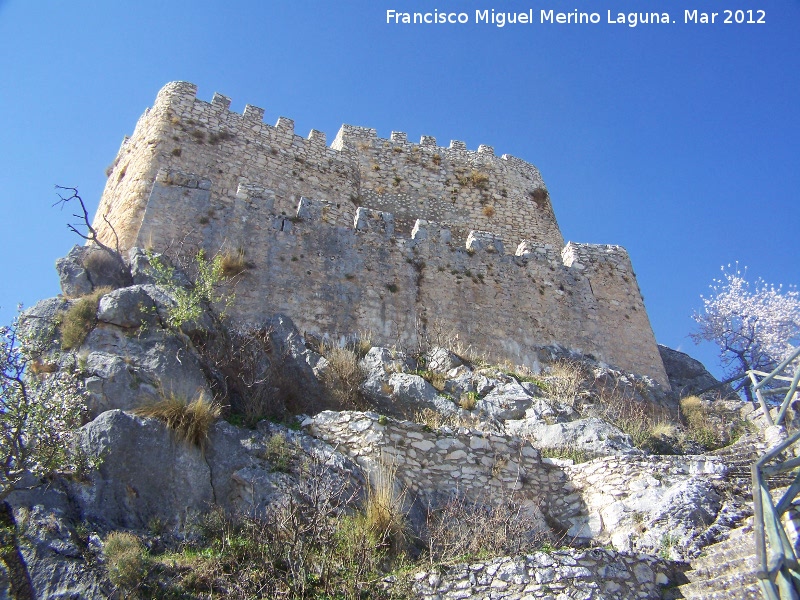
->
(1, 0, 797, 379)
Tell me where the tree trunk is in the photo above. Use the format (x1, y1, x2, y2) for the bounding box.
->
(0, 501, 35, 600)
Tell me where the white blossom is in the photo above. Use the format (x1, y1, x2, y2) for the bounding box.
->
(0, 312, 89, 500)
(691, 264, 800, 399)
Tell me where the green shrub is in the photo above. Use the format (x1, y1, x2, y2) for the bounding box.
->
(264, 432, 294, 473)
(146, 249, 234, 329)
(104, 531, 149, 590)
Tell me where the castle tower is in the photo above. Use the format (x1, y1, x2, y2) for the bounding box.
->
(94, 82, 669, 386)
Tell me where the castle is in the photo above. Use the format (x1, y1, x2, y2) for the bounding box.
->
(94, 81, 668, 386)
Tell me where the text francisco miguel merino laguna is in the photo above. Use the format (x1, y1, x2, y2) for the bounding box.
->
(386, 8, 751, 27)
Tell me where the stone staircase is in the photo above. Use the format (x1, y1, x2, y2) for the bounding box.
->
(670, 520, 762, 599)
(667, 434, 800, 599)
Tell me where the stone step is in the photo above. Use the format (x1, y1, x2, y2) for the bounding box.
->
(675, 581, 762, 600)
(685, 554, 757, 583)
(677, 566, 762, 598)
(690, 546, 756, 574)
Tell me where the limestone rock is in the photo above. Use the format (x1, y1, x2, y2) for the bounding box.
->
(96, 285, 159, 328)
(77, 410, 215, 530)
(506, 416, 640, 457)
(4, 504, 111, 600)
(56, 245, 93, 297)
(388, 373, 439, 404)
(522, 397, 577, 423)
(476, 380, 534, 421)
(658, 344, 737, 399)
(205, 420, 364, 517)
(19, 297, 69, 351)
(359, 346, 414, 376)
(424, 346, 463, 372)
(443, 365, 476, 397)
(266, 314, 326, 407)
(56, 245, 131, 297)
(81, 326, 210, 417)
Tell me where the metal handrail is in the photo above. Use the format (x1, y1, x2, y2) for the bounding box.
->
(750, 347, 800, 599)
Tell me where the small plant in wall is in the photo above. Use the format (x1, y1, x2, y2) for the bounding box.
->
(146, 249, 235, 329)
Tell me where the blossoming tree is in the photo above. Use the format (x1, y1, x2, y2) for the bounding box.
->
(692, 265, 800, 402)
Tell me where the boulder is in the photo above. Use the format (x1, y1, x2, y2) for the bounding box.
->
(96, 285, 159, 328)
(443, 365, 475, 397)
(56, 245, 131, 297)
(476, 381, 534, 421)
(19, 297, 70, 352)
(359, 346, 414, 376)
(658, 345, 737, 399)
(204, 420, 364, 517)
(424, 346, 463, 372)
(506, 417, 640, 457)
(388, 373, 439, 404)
(81, 326, 210, 417)
(77, 410, 215, 530)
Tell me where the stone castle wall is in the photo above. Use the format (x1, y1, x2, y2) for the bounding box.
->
(95, 81, 561, 252)
(93, 82, 668, 385)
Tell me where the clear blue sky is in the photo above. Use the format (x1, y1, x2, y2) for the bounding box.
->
(1, 1, 797, 378)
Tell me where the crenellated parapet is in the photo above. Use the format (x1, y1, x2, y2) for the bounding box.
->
(95, 82, 562, 253)
(93, 83, 668, 387)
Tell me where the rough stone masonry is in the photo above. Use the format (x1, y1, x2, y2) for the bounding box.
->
(92, 81, 668, 385)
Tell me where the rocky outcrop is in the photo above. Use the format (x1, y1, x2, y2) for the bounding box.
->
(56, 244, 131, 297)
(3, 249, 777, 598)
(659, 344, 738, 399)
(506, 416, 640, 458)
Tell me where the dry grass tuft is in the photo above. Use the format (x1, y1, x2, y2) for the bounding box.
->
(545, 359, 587, 406)
(219, 248, 248, 278)
(424, 492, 548, 563)
(320, 344, 366, 409)
(134, 393, 221, 449)
(459, 391, 478, 411)
(364, 463, 408, 553)
(414, 408, 455, 430)
(59, 286, 112, 349)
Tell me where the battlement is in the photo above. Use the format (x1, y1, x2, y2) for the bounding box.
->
(95, 82, 562, 253)
(93, 83, 668, 386)
(152, 82, 537, 175)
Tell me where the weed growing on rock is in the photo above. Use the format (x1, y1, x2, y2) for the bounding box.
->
(59, 287, 111, 349)
(459, 391, 478, 410)
(134, 392, 221, 449)
(415, 369, 446, 392)
(136, 458, 411, 599)
(423, 492, 548, 564)
(103, 531, 149, 591)
(146, 249, 233, 329)
(320, 344, 367, 409)
(365, 463, 408, 554)
(264, 432, 294, 473)
(218, 248, 250, 278)
(539, 446, 590, 464)
(545, 359, 587, 407)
